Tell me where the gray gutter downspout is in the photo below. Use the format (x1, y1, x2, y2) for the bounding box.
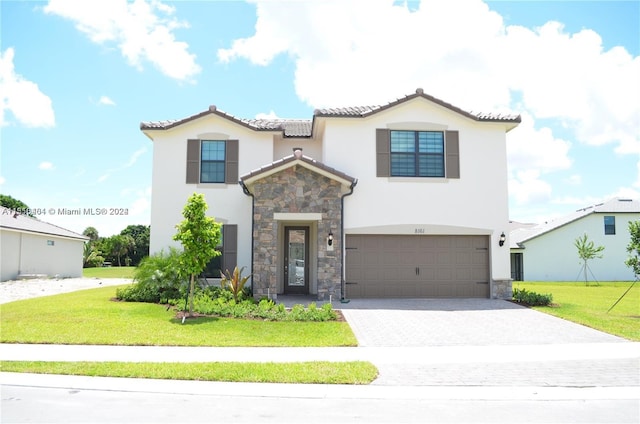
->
(239, 180, 255, 297)
(340, 179, 358, 303)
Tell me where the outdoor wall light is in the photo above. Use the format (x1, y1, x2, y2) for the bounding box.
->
(328, 231, 333, 246)
(499, 232, 506, 247)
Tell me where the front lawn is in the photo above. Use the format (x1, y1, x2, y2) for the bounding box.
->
(83, 266, 135, 279)
(0, 361, 377, 384)
(0, 286, 357, 347)
(514, 281, 640, 341)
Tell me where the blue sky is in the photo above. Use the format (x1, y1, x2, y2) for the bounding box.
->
(1, 0, 639, 237)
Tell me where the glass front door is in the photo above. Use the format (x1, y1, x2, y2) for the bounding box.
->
(284, 226, 309, 294)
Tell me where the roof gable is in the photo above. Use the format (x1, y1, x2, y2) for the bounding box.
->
(315, 88, 521, 127)
(141, 105, 311, 137)
(240, 150, 356, 189)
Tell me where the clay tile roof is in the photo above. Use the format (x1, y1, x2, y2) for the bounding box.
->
(141, 107, 314, 137)
(141, 88, 521, 136)
(315, 89, 521, 123)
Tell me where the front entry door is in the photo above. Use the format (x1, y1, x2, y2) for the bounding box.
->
(284, 226, 309, 294)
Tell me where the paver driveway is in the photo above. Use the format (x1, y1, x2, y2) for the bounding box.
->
(336, 298, 627, 347)
(334, 298, 638, 387)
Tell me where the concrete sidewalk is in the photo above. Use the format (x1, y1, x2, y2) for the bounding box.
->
(2, 342, 639, 387)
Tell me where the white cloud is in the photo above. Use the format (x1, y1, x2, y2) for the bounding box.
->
(508, 170, 552, 205)
(507, 113, 572, 174)
(97, 146, 147, 183)
(98, 96, 116, 106)
(44, 0, 200, 82)
(255, 110, 279, 119)
(124, 147, 147, 168)
(38, 161, 55, 170)
(130, 196, 150, 216)
(565, 174, 582, 186)
(0, 176, 5, 185)
(219, 0, 638, 154)
(0, 48, 55, 128)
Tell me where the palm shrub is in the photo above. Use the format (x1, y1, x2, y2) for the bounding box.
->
(116, 247, 187, 303)
(220, 266, 251, 302)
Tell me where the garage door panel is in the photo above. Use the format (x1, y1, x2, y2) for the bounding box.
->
(346, 235, 490, 298)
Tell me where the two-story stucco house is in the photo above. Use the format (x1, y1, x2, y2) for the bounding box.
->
(141, 89, 521, 300)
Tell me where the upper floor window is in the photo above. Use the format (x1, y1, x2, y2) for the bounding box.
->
(390, 130, 444, 177)
(376, 129, 459, 179)
(604, 216, 616, 235)
(186, 139, 238, 184)
(201, 140, 226, 183)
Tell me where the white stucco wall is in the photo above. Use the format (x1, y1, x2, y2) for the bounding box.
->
(0, 229, 84, 281)
(320, 98, 512, 282)
(521, 212, 638, 281)
(147, 115, 274, 272)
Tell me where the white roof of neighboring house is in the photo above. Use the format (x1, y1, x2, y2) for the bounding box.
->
(0, 206, 88, 241)
(510, 198, 640, 248)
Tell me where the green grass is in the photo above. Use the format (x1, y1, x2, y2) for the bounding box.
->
(82, 266, 136, 279)
(514, 281, 640, 341)
(0, 361, 378, 384)
(0, 286, 357, 347)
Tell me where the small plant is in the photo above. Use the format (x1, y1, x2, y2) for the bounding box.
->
(220, 266, 251, 303)
(512, 287, 553, 307)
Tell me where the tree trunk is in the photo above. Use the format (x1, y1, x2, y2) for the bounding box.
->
(189, 273, 195, 316)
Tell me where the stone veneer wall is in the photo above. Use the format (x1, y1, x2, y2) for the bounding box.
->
(251, 165, 344, 300)
(492, 279, 512, 299)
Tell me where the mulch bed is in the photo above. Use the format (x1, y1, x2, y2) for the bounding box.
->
(174, 308, 346, 322)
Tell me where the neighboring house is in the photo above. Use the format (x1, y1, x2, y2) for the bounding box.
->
(141, 88, 520, 300)
(510, 198, 640, 281)
(0, 207, 88, 281)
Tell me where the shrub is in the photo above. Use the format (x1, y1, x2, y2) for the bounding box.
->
(167, 291, 338, 321)
(512, 287, 553, 307)
(116, 248, 187, 303)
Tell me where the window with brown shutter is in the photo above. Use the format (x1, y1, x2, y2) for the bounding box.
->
(376, 129, 460, 179)
(185, 139, 239, 184)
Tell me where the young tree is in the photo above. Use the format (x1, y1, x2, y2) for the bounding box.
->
(608, 220, 640, 313)
(625, 220, 640, 279)
(173, 193, 221, 316)
(574, 233, 605, 285)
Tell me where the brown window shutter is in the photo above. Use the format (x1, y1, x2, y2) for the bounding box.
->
(221, 224, 238, 274)
(225, 139, 239, 184)
(445, 130, 460, 179)
(376, 128, 390, 177)
(186, 139, 200, 184)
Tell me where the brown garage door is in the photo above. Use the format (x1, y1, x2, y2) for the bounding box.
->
(345, 235, 490, 298)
